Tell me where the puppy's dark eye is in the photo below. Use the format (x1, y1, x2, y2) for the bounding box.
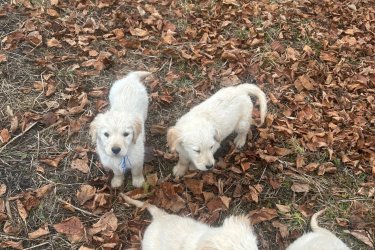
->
(123, 132, 129, 137)
(194, 149, 201, 153)
(104, 132, 109, 137)
(210, 146, 214, 150)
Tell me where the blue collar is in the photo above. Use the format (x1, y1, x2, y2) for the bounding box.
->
(120, 155, 131, 173)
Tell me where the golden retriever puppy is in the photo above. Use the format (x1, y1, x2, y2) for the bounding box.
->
(167, 83, 267, 176)
(287, 209, 350, 250)
(90, 71, 151, 188)
(121, 194, 259, 250)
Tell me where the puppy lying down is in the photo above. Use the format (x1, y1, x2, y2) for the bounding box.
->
(167, 83, 267, 176)
(90, 71, 150, 188)
(121, 194, 259, 250)
(287, 209, 350, 250)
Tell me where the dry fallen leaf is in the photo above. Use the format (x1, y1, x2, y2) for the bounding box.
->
(272, 220, 289, 238)
(16, 199, 28, 222)
(53, 216, 85, 243)
(344, 230, 373, 248)
(71, 158, 89, 173)
(0, 128, 11, 143)
(291, 182, 310, 193)
(275, 205, 290, 215)
(76, 185, 96, 205)
(35, 183, 55, 198)
(0, 241, 23, 250)
(129, 28, 149, 37)
(89, 211, 118, 235)
(0, 183, 6, 196)
(0, 54, 7, 62)
(249, 207, 278, 225)
(40, 152, 68, 168)
(184, 178, 203, 195)
(47, 37, 62, 48)
(258, 152, 278, 163)
(28, 224, 49, 239)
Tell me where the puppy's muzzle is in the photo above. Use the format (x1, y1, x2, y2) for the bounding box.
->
(205, 164, 214, 170)
(111, 147, 121, 155)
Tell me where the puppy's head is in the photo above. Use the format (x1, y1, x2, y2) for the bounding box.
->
(196, 216, 258, 250)
(168, 122, 220, 171)
(90, 110, 142, 157)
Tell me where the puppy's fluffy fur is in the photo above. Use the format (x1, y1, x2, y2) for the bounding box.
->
(287, 209, 350, 250)
(90, 71, 150, 188)
(167, 84, 267, 176)
(121, 194, 258, 250)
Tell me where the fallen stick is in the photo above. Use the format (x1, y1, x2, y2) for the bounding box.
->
(57, 198, 99, 218)
(0, 122, 38, 153)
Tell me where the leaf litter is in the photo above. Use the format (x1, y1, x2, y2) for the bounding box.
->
(0, 0, 374, 249)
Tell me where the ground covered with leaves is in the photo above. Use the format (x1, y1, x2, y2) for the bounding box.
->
(0, 0, 374, 249)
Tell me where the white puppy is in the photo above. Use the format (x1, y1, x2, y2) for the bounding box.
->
(121, 194, 259, 250)
(90, 71, 151, 188)
(287, 209, 350, 250)
(167, 83, 267, 176)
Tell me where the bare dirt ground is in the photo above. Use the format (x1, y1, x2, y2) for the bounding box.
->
(0, 0, 374, 249)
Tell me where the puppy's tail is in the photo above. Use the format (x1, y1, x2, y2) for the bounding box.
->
(120, 193, 164, 218)
(237, 84, 267, 125)
(126, 71, 152, 81)
(310, 208, 330, 234)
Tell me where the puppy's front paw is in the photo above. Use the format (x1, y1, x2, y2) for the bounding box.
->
(132, 175, 145, 188)
(111, 175, 124, 188)
(234, 135, 247, 148)
(173, 164, 187, 177)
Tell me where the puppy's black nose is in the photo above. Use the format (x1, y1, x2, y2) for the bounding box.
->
(112, 147, 121, 154)
(206, 164, 214, 170)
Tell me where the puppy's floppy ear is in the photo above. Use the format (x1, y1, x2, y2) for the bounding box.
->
(167, 127, 181, 152)
(89, 114, 103, 144)
(132, 118, 142, 144)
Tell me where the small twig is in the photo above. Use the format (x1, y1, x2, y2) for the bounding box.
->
(38, 120, 63, 134)
(168, 58, 173, 71)
(36, 173, 86, 186)
(23, 242, 50, 250)
(57, 198, 100, 218)
(0, 233, 26, 241)
(26, 41, 43, 54)
(0, 122, 38, 153)
(157, 60, 168, 72)
(257, 165, 267, 185)
(5, 199, 12, 220)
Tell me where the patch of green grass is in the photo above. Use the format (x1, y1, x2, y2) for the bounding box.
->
(30, 0, 46, 7)
(314, 151, 329, 163)
(265, 25, 281, 42)
(176, 19, 188, 32)
(171, 62, 203, 87)
(288, 137, 305, 155)
(325, 202, 351, 221)
(234, 28, 249, 40)
(56, 67, 76, 79)
(289, 210, 307, 229)
(282, 178, 293, 189)
(333, 158, 342, 168)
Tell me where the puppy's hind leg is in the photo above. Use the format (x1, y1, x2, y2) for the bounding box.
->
(173, 155, 190, 177)
(131, 164, 145, 188)
(234, 103, 252, 148)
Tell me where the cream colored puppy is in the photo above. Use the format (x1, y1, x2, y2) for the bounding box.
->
(90, 71, 151, 188)
(167, 83, 267, 176)
(121, 194, 259, 250)
(287, 209, 350, 250)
